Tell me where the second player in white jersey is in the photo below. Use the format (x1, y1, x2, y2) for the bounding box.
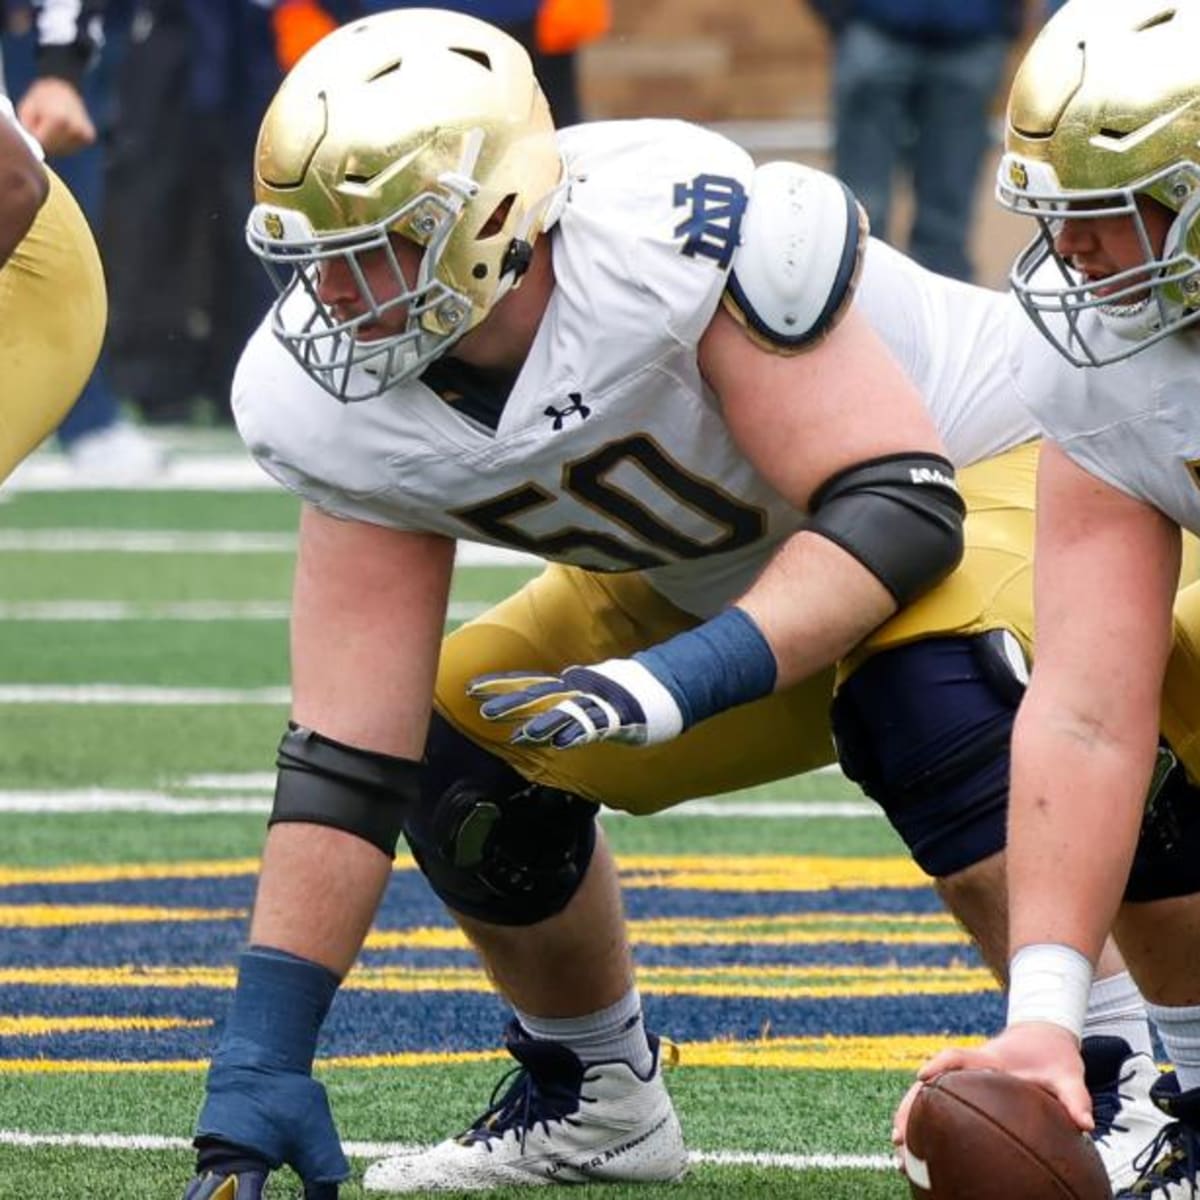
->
(1012, 306, 1200, 532)
(898, 7, 1200, 1198)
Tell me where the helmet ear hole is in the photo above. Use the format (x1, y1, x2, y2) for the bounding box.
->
(477, 194, 517, 240)
(449, 46, 492, 71)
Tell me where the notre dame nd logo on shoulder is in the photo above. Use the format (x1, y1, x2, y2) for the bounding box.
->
(672, 174, 747, 270)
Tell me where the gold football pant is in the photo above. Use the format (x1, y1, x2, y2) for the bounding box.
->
(0, 168, 106, 483)
(435, 442, 1041, 812)
(436, 439, 1200, 811)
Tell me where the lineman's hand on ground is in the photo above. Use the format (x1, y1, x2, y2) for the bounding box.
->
(469, 658, 684, 749)
(183, 1168, 337, 1199)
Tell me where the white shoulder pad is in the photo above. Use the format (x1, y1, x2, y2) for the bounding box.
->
(723, 162, 867, 354)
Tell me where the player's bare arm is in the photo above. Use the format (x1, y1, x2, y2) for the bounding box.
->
(1007, 444, 1180, 966)
(473, 298, 965, 750)
(289, 504, 455, 757)
(700, 301, 952, 686)
(247, 507, 453, 970)
(896, 443, 1181, 1144)
(0, 114, 48, 266)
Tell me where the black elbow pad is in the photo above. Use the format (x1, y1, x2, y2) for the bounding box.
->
(807, 452, 965, 606)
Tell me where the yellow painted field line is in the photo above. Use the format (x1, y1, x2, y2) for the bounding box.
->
(0, 1016, 209, 1037)
(0, 855, 930, 891)
(0, 905, 244, 927)
(0, 1034, 986, 1075)
(0, 962, 996, 999)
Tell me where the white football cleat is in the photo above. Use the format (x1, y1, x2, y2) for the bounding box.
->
(363, 1020, 687, 1192)
(1084, 1035, 1173, 1191)
(1113, 1070, 1200, 1199)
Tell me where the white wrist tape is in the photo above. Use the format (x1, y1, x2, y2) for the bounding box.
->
(1006, 943, 1092, 1040)
(592, 657, 685, 744)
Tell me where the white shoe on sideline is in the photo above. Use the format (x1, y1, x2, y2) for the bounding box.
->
(65, 422, 166, 481)
(363, 1021, 687, 1192)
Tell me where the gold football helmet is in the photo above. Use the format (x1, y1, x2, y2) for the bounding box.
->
(246, 8, 566, 401)
(997, 0, 1200, 365)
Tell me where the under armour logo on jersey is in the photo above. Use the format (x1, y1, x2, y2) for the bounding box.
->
(672, 174, 748, 269)
(545, 393, 592, 430)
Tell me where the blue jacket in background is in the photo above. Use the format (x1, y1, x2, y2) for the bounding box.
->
(356, 0, 540, 23)
(809, 0, 1022, 42)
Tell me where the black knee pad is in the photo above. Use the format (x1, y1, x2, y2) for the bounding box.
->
(403, 712, 599, 926)
(831, 632, 1024, 878)
(1125, 748, 1200, 902)
(272, 722, 422, 856)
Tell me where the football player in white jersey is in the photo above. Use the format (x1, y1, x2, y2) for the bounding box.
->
(180, 8, 1200, 1198)
(895, 3, 1200, 1197)
(0, 91, 105, 482)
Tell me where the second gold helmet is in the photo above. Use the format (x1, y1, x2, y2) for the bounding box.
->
(997, 0, 1200, 365)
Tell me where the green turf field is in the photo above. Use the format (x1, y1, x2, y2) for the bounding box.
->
(0, 465, 993, 1197)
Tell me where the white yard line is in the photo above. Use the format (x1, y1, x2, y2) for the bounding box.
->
(0, 1128, 893, 1171)
(0, 791, 272, 814)
(0, 685, 291, 705)
(178, 773, 276, 791)
(0, 528, 539, 566)
(0, 530, 295, 553)
(4, 456, 273, 492)
(606, 799, 878, 818)
(0, 788, 873, 818)
(0, 600, 488, 622)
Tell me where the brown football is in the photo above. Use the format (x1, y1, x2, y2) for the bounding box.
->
(903, 1069, 1110, 1199)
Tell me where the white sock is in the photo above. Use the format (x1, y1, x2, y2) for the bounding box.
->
(1146, 1000, 1200, 1092)
(514, 987, 653, 1075)
(1083, 971, 1155, 1058)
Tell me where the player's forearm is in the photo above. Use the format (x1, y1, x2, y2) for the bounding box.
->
(629, 478, 955, 730)
(738, 526, 898, 688)
(627, 527, 907, 735)
(1006, 696, 1158, 967)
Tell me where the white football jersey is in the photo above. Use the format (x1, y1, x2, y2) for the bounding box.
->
(1010, 310, 1200, 533)
(235, 119, 1037, 618)
(0, 95, 43, 162)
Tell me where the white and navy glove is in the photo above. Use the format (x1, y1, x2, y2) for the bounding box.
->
(468, 658, 687, 749)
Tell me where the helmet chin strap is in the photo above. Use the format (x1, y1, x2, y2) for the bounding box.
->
(1096, 292, 1164, 343)
(493, 171, 569, 298)
(499, 239, 534, 282)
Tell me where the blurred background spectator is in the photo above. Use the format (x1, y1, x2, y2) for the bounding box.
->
(101, 0, 604, 429)
(101, 0, 283, 427)
(804, 0, 1035, 281)
(2, 0, 164, 475)
(271, 0, 606, 127)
